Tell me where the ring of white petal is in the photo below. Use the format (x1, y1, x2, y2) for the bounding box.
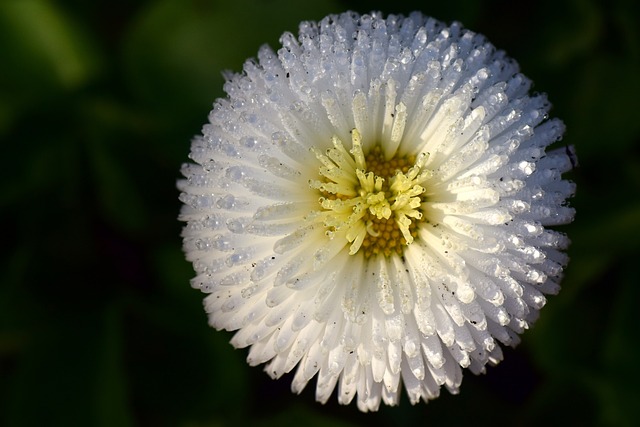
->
(309, 129, 431, 258)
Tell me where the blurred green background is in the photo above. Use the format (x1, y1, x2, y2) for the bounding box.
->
(1, 0, 639, 426)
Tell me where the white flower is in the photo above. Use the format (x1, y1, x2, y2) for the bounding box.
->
(178, 11, 575, 412)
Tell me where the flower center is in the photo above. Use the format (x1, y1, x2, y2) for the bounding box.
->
(309, 129, 430, 258)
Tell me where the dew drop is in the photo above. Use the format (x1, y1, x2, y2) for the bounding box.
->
(195, 239, 211, 251)
(518, 161, 535, 175)
(221, 298, 236, 312)
(404, 340, 418, 358)
(216, 194, 236, 210)
(241, 285, 257, 298)
(226, 218, 246, 233)
(226, 166, 245, 182)
(242, 136, 258, 148)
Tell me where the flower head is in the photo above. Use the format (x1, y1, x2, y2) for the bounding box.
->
(178, 11, 575, 411)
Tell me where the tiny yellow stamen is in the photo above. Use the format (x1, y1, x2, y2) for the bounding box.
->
(310, 129, 429, 258)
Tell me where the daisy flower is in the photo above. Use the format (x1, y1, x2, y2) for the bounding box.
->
(178, 11, 575, 411)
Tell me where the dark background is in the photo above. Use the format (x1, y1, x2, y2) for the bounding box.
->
(1, 0, 639, 426)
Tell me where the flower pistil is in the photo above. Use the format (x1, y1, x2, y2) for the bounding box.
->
(310, 129, 430, 258)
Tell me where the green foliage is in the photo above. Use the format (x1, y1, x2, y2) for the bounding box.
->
(1, 0, 639, 426)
